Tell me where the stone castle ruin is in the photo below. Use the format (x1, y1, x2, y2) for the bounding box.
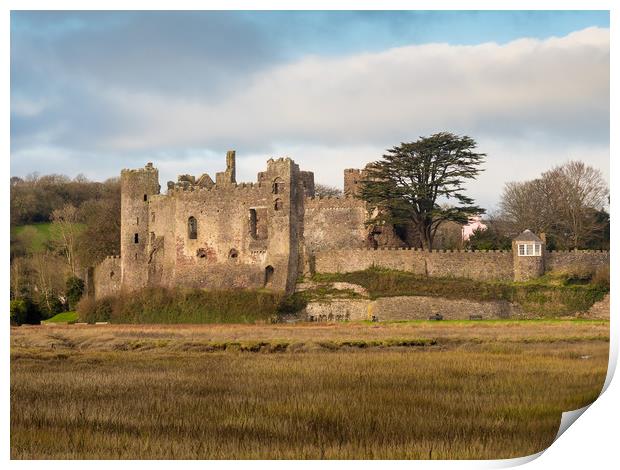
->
(87, 152, 609, 299)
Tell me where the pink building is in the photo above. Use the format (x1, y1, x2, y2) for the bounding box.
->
(461, 215, 487, 241)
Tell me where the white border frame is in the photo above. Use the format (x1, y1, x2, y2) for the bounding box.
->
(2, 2, 616, 470)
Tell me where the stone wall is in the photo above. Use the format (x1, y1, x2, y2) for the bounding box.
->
(303, 295, 523, 321)
(545, 250, 610, 274)
(314, 248, 514, 281)
(305, 299, 370, 322)
(93, 256, 122, 299)
(108, 157, 306, 295)
(303, 197, 368, 253)
(371, 296, 522, 320)
(154, 158, 301, 292)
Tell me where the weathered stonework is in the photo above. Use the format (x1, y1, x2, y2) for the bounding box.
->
(88, 153, 610, 300)
(90, 153, 385, 299)
(303, 296, 524, 322)
(314, 248, 515, 281)
(92, 256, 122, 299)
(314, 247, 608, 282)
(545, 250, 610, 274)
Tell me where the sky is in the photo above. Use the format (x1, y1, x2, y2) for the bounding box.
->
(10, 10, 610, 210)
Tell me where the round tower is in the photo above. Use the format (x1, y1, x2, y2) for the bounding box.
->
(120, 162, 160, 290)
(512, 229, 545, 281)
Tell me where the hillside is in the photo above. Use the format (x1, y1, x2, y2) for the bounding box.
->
(11, 223, 85, 254)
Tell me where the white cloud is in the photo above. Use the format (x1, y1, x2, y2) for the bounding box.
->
(10, 27, 609, 209)
(96, 27, 608, 152)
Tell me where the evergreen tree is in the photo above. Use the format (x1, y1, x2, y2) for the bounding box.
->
(360, 132, 485, 250)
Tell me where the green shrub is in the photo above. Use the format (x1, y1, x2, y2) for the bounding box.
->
(277, 292, 308, 314)
(37, 295, 65, 319)
(65, 276, 85, 310)
(77, 288, 283, 324)
(10, 298, 41, 325)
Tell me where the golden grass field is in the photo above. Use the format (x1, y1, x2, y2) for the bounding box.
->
(11, 320, 609, 459)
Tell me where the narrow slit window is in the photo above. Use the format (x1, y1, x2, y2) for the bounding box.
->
(134, 233, 139, 244)
(188, 216, 198, 240)
(249, 209, 257, 239)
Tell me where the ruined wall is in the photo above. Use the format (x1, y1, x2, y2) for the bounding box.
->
(167, 183, 272, 289)
(299, 171, 315, 198)
(303, 197, 368, 253)
(305, 300, 370, 321)
(303, 296, 523, 322)
(545, 250, 610, 274)
(314, 248, 514, 281)
(93, 256, 122, 300)
(372, 296, 521, 320)
(121, 157, 303, 293)
(145, 193, 177, 288)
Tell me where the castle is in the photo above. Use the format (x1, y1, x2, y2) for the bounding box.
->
(87, 152, 609, 299)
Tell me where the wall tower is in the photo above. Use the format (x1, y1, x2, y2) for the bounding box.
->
(120, 162, 160, 290)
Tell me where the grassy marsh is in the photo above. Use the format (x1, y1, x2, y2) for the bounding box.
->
(11, 320, 608, 459)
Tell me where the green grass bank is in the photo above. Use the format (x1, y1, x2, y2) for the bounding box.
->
(78, 288, 283, 324)
(77, 268, 608, 323)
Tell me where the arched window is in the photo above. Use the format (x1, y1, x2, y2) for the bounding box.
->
(274, 198, 283, 211)
(272, 178, 285, 194)
(188, 216, 197, 239)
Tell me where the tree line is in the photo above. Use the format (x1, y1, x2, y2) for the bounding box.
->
(10, 174, 121, 322)
(359, 133, 609, 252)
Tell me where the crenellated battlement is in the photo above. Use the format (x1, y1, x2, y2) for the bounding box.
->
(166, 180, 266, 196)
(313, 247, 512, 254)
(547, 249, 609, 254)
(121, 162, 157, 175)
(90, 151, 609, 301)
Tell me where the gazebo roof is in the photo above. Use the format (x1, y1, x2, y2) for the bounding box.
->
(513, 229, 543, 243)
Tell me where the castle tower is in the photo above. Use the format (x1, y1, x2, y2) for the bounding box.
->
(255, 157, 304, 293)
(344, 168, 365, 198)
(512, 229, 545, 281)
(120, 162, 160, 290)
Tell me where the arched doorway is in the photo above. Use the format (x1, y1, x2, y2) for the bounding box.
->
(264, 265, 274, 287)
